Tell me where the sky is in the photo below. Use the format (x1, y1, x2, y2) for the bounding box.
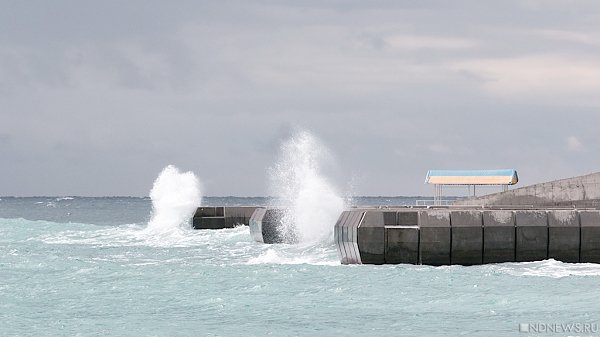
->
(2, 0, 600, 197)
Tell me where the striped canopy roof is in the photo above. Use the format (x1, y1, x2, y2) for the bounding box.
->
(425, 169, 518, 185)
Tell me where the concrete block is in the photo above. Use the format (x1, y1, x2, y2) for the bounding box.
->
(348, 211, 364, 264)
(193, 216, 227, 229)
(515, 211, 548, 262)
(419, 210, 451, 266)
(385, 210, 420, 264)
(262, 209, 289, 244)
(192, 207, 228, 229)
(357, 211, 386, 264)
(451, 211, 483, 265)
(334, 210, 363, 264)
(193, 207, 217, 217)
(248, 208, 289, 244)
(224, 207, 259, 226)
(249, 208, 266, 243)
(397, 211, 418, 226)
(383, 211, 397, 225)
(385, 225, 419, 264)
(340, 211, 356, 265)
(193, 207, 258, 229)
(334, 211, 350, 263)
(482, 211, 515, 263)
(191, 215, 202, 229)
(580, 211, 600, 263)
(548, 210, 580, 263)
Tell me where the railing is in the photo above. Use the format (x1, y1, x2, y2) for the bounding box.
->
(416, 199, 453, 206)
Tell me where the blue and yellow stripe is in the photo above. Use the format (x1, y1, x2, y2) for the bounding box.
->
(425, 169, 518, 185)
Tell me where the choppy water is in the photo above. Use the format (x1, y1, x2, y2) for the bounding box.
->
(2, 197, 600, 336)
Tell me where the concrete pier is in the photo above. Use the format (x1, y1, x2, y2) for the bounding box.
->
(192, 207, 258, 229)
(335, 207, 600, 265)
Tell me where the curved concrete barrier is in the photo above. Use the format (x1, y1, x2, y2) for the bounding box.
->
(334, 210, 364, 264)
(248, 208, 297, 244)
(249, 208, 267, 243)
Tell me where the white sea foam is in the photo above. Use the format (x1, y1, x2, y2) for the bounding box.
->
(268, 130, 345, 244)
(247, 245, 339, 265)
(31, 220, 250, 250)
(142, 165, 202, 238)
(494, 259, 600, 278)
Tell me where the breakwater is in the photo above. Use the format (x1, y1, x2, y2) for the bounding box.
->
(191, 207, 258, 229)
(191, 205, 600, 266)
(335, 207, 600, 265)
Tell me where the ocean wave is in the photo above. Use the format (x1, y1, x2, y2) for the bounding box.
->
(5, 217, 600, 273)
(493, 259, 600, 278)
(247, 242, 339, 266)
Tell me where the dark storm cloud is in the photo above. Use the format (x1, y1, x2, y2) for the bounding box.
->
(2, 0, 600, 196)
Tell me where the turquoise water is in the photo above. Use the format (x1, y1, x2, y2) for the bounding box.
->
(1, 197, 600, 336)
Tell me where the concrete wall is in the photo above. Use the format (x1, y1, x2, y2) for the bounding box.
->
(192, 206, 258, 229)
(335, 208, 600, 265)
(454, 171, 600, 207)
(515, 211, 548, 262)
(548, 210, 580, 263)
(385, 211, 419, 264)
(335, 210, 365, 264)
(451, 211, 483, 265)
(249, 208, 293, 244)
(358, 211, 393, 264)
(580, 211, 600, 263)
(482, 210, 515, 263)
(419, 210, 451, 266)
(249, 208, 267, 243)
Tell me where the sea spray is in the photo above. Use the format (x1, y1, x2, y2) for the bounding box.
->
(145, 165, 202, 235)
(268, 130, 345, 243)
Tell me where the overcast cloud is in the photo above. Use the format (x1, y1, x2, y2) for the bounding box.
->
(2, 0, 600, 196)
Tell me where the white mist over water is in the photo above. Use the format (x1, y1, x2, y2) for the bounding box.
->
(144, 165, 202, 235)
(268, 130, 345, 243)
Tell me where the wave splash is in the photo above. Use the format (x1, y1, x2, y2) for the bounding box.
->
(268, 130, 345, 244)
(143, 165, 202, 236)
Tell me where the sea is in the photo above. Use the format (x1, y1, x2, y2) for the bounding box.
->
(2, 196, 600, 337)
